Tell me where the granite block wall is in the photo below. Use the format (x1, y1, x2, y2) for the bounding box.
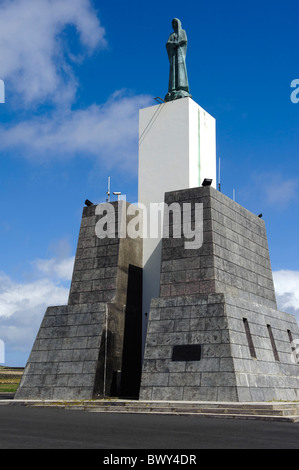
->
(160, 186, 277, 308)
(15, 303, 106, 400)
(225, 295, 299, 401)
(140, 293, 236, 401)
(140, 186, 299, 402)
(15, 201, 143, 400)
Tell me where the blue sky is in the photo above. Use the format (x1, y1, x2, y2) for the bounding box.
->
(0, 0, 298, 366)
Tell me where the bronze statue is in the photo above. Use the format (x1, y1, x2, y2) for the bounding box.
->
(165, 18, 192, 102)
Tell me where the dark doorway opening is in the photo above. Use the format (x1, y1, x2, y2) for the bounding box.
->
(119, 265, 143, 399)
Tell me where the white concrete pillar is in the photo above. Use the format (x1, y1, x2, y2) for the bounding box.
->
(138, 97, 216, 345)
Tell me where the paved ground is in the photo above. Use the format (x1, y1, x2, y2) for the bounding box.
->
(0, 405, 299, 449)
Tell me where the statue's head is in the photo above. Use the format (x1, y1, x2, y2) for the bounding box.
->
(172, 18, 182, 31)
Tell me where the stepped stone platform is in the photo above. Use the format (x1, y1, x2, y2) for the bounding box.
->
(3, 399, 299, 423)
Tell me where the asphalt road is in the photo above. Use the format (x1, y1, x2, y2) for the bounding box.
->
(0, 405, 299, 450)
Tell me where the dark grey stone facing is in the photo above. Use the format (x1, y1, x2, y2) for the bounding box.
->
(68, 202, 120, 305)
(15, 201, 143, 401)
(140, 294, 237, 401)
(15, 303, 106, 400)
(225, 295, 299, 402)
(140, 294, 299, 402)
(140, 186, 299, 402)
(160, 186, 277, 309)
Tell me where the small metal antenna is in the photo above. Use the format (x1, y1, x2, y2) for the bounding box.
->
(106, 176, 111, 202)
(218, 157, 221, 192)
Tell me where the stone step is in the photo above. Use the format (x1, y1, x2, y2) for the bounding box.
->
(87, 410, 299, 423)
(73, 400, 298, 409)
(90, 401, 299, 415)
(20, 400, 299, 421)
(84, 407, 296, 416)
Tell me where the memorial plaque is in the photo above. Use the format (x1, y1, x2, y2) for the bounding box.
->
(172, 345, 202, 362)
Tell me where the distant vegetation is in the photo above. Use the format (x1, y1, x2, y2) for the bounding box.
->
(0, 366, 23, 393)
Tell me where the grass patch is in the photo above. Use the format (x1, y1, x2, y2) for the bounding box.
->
(0, 382, 20, 393)
(0, 367, 23, 393)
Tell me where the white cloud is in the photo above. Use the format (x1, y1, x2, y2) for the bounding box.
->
(273, 270, 299, 322)
(0, 91, 152, 169)
(0, 255, 72, 356)
(251, 172, 299, 209)
(0, 272, 69, 319)
(0, 0, 106, 106)
(32, 256, 75, 281)
(0, 1, 153, 170)
(0, 279, 68, 356)
(263, 176, 299, 208)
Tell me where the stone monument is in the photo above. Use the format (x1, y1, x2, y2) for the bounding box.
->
(15, 19, 299, 403)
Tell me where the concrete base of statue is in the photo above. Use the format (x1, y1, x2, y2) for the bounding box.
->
(138, 97, 217, 344)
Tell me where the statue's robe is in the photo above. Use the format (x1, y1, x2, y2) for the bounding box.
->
(166, 21, 190, 96)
